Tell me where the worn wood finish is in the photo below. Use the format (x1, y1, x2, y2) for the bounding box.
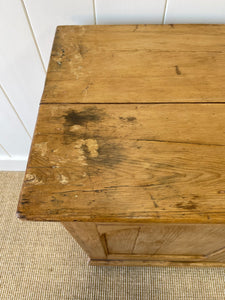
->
(17, 25, 225, 266)
(18, 104, 225, 223)
(42, 25, 225, 104)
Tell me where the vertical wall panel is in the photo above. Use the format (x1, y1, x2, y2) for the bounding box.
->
(0, 0, 46, 137)
(24, 0, 95, 69)
(95, 0, 166, 25)
(0, 145, 10, 158)
(165, 0, 225, 24)
(0, 87, 30, 158)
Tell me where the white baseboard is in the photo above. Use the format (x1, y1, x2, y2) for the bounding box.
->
(0, 158, 28, 171)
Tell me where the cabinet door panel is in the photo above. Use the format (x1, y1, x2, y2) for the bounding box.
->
(134, 224, 225, 256)
(97, 223, 225, 261)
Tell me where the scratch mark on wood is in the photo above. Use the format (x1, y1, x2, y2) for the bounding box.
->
(82, 83, 92, 96)
(149, 192, 159, 208)
(153, 201, 159, 208)
(136, 139, 224, 147)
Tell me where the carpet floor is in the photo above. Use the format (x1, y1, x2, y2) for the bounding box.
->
(1, 171, 225, 299)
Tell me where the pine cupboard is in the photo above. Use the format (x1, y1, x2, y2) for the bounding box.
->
(18, 25, 225, 266)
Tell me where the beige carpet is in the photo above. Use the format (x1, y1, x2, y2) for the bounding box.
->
(1, 172, 225, 300)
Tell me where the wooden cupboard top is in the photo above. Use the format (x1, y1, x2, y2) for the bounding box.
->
(17, 25, 225, 223)
(42, 24, 225, 104)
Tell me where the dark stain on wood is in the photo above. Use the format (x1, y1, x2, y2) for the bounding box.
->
(119, 116, 137, 122)
(78, 43, 88, 58)
(64, 107, 104, 127)
(61, 48, 65, 58)
(81, 143, 90, 157)
(176, 200, 197, 210)
(175, 65, 181, 75)
(86, 141, 126, 168)
(20, 199, 30, 205)
(63, 107, 125, 169)
(56, 47, 65, 66)
(50, 196, 64, 205)
(133, 25, 139, 32)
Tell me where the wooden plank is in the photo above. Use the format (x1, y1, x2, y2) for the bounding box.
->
(165, 0, 225, 24)
(35, 104, 225, 144)
(17, 103, 225, 223)
(95, 0, 166, 25)
(24, 0, 94, 69)
(62, 222, 106, 259)
(0, 0, 45, 135)
(42, 25, 225, 104)
(0, 86, 30, 157)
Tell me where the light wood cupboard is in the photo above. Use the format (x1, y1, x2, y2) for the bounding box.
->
(17, 25, 225, 266)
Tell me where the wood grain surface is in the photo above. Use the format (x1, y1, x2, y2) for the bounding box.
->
(17, 25, 225, 266)
(63, 222, 106, 259)
(17, 103, 225, 223)
(42, 25, 225, 104)
(61, 222, 225, 266)
(96, 223, 225, 257)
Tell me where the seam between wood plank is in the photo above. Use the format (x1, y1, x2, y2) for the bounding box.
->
(40, 102, 225, 105)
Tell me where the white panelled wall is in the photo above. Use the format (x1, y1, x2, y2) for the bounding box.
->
(0, 0, 224, 170)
